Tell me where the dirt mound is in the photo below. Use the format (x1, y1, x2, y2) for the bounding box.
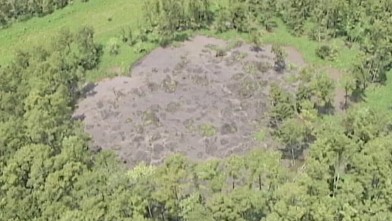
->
(74, 36, 304, 167)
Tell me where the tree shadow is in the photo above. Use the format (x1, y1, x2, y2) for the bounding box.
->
(159, 32, 190, 47)
(173, 32, 190, 42)
(279, 145, 308, 165)
(72, 113, 85, 121)
(251, 46, 263, 52)
(317, 102, 335, 115)
(350, 87, 366, 103)
(79, 82, 97, 98)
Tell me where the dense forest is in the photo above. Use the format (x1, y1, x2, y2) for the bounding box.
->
(1, 0, 392, 220)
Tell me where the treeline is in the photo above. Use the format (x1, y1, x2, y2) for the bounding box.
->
(0, 0, 89, 27)
(0, 27, 103, 220)
(140, 0, 392, 91)
(122, 105, 392, 221)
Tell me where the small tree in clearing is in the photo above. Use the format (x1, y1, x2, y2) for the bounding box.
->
(271, 44, 286, 72)
(250, 30, 263, 51)
(107, 38, 120, 56)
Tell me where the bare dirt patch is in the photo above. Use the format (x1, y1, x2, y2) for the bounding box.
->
(74, 36, 304, 167)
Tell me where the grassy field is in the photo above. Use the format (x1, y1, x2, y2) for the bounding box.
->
(364, 70, 392, 111)
(1, 0, 360, 81)
(0, 0, 147, 81)
(202, 20, 360, 71)
(0, 0, 389, 109)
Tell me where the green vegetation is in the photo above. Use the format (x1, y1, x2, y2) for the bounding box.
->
(1, 0, 392, 220)
(0, 0, 88, 28)
(0, 0, 147, 81)
(199, 124, 217, 137)
(254, 129, 266, 142)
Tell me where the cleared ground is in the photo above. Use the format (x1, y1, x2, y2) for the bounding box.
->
(74, 36, 305, 166)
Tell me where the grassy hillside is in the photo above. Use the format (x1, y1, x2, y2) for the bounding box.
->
(2, 0, 388, 111)
(0, 0, 146, 80)
(1, 0, 361, 81)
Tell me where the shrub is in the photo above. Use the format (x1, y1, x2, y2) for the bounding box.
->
(271, 44, 286, 72)
(215, 48, 227, 57)
(120, 27, 133, 44)
(107, 38, 120, 56)
(316, 45, 336, 60)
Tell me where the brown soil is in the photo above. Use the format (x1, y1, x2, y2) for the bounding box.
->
(74, 36, 304, 167)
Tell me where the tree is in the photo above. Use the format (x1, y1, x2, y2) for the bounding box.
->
(225, 155, 245, 190)
(0, 0, 89, 27)
(207, 194, 246, 221)
(310, 72, 335, 110)
(277, 118, 306, 166)
(266, 182, 309, 221)
(269, 83, 296, 126)
(152, 154, 193, 220)
(0, 144, 53, 220)
(179, 193, 213, 221)
(249, 29, 263, 51)
(343, 107, 389, 144)
(351, 136, 392, 218)
(195, 159, 225, 193)
(340, 73, 356, 109)
(107, 37, 120, 56)
(75, 26, 103, 70)
(316, 45, 336, 60)
(296, 68, 335, 111)
(246, 149, 286, 191)
(271, 44, 286, 72)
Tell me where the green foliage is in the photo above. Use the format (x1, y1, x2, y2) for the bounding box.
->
(0, 0, 90, 28)
(120, 26, 135, 45)
(249, 29, 263, 50)
(269, 83, 296, 126)
(271, 44, 286, 72)
(142, 0, 212, 44)
(199, 124, 217, 137)
(340, 73, 356, 108)
(277, 118, 307, 164)
(296, 67, 336, 110)
(316, 45, 337, 61)
(107, 37, 120, 56)
(254, 129, 266, 142)
(212, 4, 231, 33)
(2, 0, 392, 220)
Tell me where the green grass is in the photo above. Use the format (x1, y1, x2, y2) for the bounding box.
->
(0, 0, 375, 85)
(254, 129, 267, 142)
(0, 0, 147, 81)
(201, 20, 360, 71)
(362, 70, 392, 111)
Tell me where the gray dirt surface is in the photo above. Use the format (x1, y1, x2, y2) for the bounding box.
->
(74, 36, 305, 167)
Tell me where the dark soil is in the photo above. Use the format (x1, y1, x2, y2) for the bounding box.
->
(74, 36, 305, 167)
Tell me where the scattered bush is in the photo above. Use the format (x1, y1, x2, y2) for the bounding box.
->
(316, 45, 337, 60)
(199, 124, 217, 137)
(215, 48, 227, 57)
(107, 38, 120, 56)
(271, 44, 286, 72)
(133, 42, 147, 54)
(120, 26, 137, 46)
